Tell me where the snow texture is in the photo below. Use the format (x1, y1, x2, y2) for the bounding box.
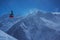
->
(0, 30, 17, 40)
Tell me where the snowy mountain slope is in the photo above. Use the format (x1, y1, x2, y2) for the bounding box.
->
(30, 10, 60, 31)
(7, 22, 29, 40)
(0, 13, 22, 32)
(7, 10, 60, 40)
(40, 17, 60, 30)
(0, 30, 17, 40)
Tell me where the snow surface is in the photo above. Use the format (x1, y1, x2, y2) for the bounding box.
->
(0, 30, 17, 40)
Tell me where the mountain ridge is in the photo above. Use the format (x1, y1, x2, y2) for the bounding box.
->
(7, 10, 60, 40)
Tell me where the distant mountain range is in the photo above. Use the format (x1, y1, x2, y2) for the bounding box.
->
(0, 10, 60, 40)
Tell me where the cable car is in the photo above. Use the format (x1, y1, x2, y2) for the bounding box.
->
(9, 10, 14, 18)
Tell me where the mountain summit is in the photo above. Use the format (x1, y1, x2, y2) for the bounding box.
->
(7, 10, 60, 40)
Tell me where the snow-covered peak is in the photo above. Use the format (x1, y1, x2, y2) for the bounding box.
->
(1, 9, 60, 40)
(26, 9, 47, 15)
(4, 9, 60, 40)
(27, 9, 60, 16)
(7, 9, 60, 40)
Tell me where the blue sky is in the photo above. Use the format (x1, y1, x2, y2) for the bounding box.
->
(0, 0, 60, 16)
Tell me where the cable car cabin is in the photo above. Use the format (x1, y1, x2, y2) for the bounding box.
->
(9, 10, 14, 18)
